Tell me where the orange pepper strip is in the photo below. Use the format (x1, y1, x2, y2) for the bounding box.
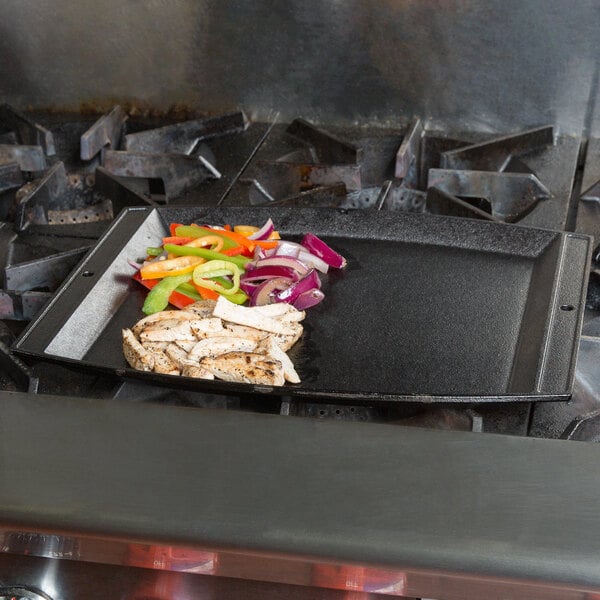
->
(223, 224, 232, 231)
(192, 282, 219, 300)
(162, 236, 195, 246)
(204, 227, 256, 252)
(140, 255, 205, 280)
(183, 235, 224, 252)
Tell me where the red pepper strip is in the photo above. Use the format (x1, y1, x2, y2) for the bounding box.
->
(162, 236, 196, 246)
(221, 245, 245, 256)
(132, 272, 195, 309)
(192, 282, 220, 300)
(169, 222, 184, 236)
(223, 224, 232, 231)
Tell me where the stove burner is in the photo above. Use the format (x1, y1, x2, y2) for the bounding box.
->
(80, 105, 127, 160)
(0, 104, 55, 156)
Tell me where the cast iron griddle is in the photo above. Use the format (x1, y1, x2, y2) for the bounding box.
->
(14, 207, 591, 404)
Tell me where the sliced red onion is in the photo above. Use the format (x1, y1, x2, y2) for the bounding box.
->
(241, 265, 299, 282)
(128, 259, 143, 271)
(253, 245, 267, 261)
(273, 240, 302, 258)
(301, 233, 346, 269)
(248, 218, 275, 240)
(293, 288, 325, 310)
(298, 249, 329, 274)
(275, 269, 321, 304)
(251, 277, 293, 306)
(240, 280, 261, 296)
(252, 256, 309, 276)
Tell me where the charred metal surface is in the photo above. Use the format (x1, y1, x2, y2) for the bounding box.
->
(0, 104, 55, 156)
(267, 183, 347, 208)
(440, 125, 554, 171)
(47, 200, 113, 225)
(380, 183, 426, 212)
(94, 166, 158, 213)
(419, 134, 470, 189)
(14, 162, 68, 231)
(0, 342, 38, 392)
(427, 169, 551, 222)
(124, 111, 247, 154)
(102, 149, 220, 199)
(250, 160, 361, 202)
(4, 246, 90, 292)
(394, 117, 423, 187)
(427, 186, 501, 222)
(0, 162, 22, 192)
(344, 185, 388, 210)
(0, 144, 46, 171)
(0, 290, 51, 321)
(80, 105, 127, 160)
(580, 137, 600, 202)
(286, 118, 362, 164)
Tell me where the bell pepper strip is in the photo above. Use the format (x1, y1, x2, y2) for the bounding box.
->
(211, 276, 249, 304)
(169, 223, 184, 237)
(146, 246, 163, 257)
(173, 225, 238, 249)
(140, 255, 205, 280)
(162, 236, 196, 246)
(163, 243, 251, 270)
(193, 260, 242, 296)
(183, 235, 224, 252)
(193, 282, 220, 300)
(137, 273, 194, 314)
(133, 272, 197, 309)
(233, 225, 259, 237)
(223, 223, 232, 231)
(176, 282, 203, 301)
(221, 245, 245, 256)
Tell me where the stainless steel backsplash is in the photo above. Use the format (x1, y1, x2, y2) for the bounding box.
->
(2, 0, 600, 135)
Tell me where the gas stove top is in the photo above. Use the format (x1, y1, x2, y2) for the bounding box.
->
(0, 105, 597, 440)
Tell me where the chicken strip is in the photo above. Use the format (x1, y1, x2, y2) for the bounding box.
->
(166, 343, 196, 370)
(222, 323, 269, 343)
(252, 303, 306, 322)
(182, 364, 215, 379)
(190, 317, 224, 339)
(132, 310, 199, 337)
(188, 336, 257, 362)
(152, 351, 180, 376)
(257, 336, 301, 384)
(140, 341, 169, 353)
(271, 322, 303, 352)
(185, 299, 217, 318)
(200, 352, 285, 386)
(122, 328, 154, 371)
(139, 319, 197, 342)
(213, 296, 299, 335)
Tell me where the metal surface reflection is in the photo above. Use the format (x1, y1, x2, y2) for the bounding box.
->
(0, 528, 598, 599)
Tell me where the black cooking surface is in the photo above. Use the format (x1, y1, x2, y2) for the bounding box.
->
(13, 206, 590, 403)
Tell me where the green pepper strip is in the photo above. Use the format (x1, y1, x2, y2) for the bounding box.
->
(146, 247, 163, 256)
(177, 282, 202, 301)
(193, 260, 241, 297)
(163, 244, 250, 269)
(213, 276, 248, 305)
(174, 226, 238, 249)
(142, 274, 192, 315)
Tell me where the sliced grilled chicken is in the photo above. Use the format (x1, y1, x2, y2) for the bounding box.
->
(132, 310, 199, 337)
(252, 303, 306, 322)
(182, 364, 215, 379)
(140, 341, 169, 353)
(122, 328, 154, 371)
(152, 351, 180, 375)
(213, 296, 298, 335)
(175, 339, 196, 353)
(257, 336, 300, 384)
(188, 336, 257, 362)
(166, 343, 196, 370)
(271, 322, 303, 351)
(139, 319, 196, 342)
(222, 323, 269, 343)
(185, 299, 217, 318)
(190, 317, 224, 339)
(200, 352, 285, 386)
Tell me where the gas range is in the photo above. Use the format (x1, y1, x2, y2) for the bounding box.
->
(0, 105, 596, 442)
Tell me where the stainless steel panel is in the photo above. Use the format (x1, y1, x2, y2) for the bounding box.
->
(1, 1, 599, 135)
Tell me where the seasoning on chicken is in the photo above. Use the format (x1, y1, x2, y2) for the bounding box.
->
(123, 297, 304, 386)
(200, 352, 285, 386)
